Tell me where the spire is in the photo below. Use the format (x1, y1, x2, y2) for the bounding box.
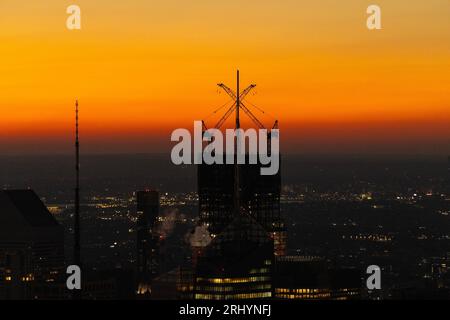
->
(234, 70, 241, 216)
(236, 70, 240, 130)
(214, 71, 263, 216)
(74, 99, 81, 275)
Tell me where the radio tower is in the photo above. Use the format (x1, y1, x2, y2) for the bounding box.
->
(74, 99, 81, 298)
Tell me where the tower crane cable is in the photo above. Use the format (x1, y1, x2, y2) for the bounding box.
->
(242, 98, 277, 120)
(204, 73, 278, 131)
(204, 98, 235, 121)
(214, 102, 237, 129)
(240, 102, 265, 129)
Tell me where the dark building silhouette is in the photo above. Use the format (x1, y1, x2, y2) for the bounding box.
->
(82, 269, 136, 300)
(198, 71, 285, 255)
(136, 190, 160, 295)
(0, 190, 65, 299)
(194, 211, 274, 300)
(191, 71, 284, 299)
(150, 266, 193, 300)
(198, 156, 286, 255)
(273, 256, 362, 300)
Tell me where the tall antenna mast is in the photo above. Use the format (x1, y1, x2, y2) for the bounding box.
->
(206, 70, 279, 223)
(234, 70, 241, 215)
(236, 70, 240, 130)
(74, 99, 81, 281)
(215, 71, 258, 216)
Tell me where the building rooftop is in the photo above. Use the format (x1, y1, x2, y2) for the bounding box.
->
(0, 189, 59, 227)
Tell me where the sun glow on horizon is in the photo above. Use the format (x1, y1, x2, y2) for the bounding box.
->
(0, 0, 449, 154)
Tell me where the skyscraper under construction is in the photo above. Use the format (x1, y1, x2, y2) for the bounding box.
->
(191, 71, 285, 300)
(198, 159, 285, 255)
(197, 71, 286, 256)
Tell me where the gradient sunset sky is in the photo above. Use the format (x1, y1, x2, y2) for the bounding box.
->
(0, 0, 449, 154)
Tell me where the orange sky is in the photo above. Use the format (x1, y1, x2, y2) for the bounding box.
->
(0, 0, 449, 154)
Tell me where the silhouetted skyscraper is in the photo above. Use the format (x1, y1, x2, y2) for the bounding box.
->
(0, 190, 65, 299)
(273, 256, 362, 300)
(193, 71, 286, 300)
(198, 156, 286, 255)
(198, 71, 286, 255)
(136, 190, 160, 295)
(194, 211, 274, 299)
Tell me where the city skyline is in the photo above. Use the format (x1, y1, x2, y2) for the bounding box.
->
(1, 0, 450, 305)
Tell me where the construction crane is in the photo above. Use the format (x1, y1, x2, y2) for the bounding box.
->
(206, 72, 277, 131)
(217, 83, 256, 102)
(214, 80, 256, 129)
(201, 71, 279, 217)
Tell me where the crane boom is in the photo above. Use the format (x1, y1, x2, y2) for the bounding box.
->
(214, 102, 237, 129)
(240, 84, 256, 100)
(203, 72, 273, 132)
(240, 103, 265, 129)
(217, 83, 256, 101)
(217, 83, 236, 100)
